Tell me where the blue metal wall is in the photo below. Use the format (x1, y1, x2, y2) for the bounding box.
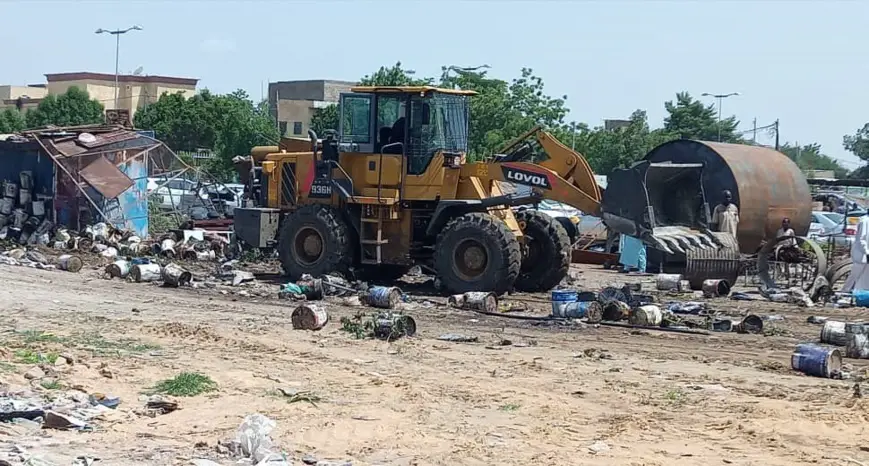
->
(110, 154, 149, 237)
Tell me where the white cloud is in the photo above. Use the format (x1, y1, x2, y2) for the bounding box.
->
(199, 38, 237, 55)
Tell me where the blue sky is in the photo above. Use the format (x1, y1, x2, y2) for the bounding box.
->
(3, 0, 866, 168)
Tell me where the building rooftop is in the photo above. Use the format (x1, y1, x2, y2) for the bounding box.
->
(270, 79, 357, 86)
(45, 72, 198, 87)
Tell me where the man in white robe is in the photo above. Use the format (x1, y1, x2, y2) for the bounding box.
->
(842, 213, 869, 292)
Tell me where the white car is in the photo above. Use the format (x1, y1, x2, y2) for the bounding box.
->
(516, 200, 606, 245)
(810, 211, 853, 247)
(146, 177, 198, 210)
(198, 183, 245, 217)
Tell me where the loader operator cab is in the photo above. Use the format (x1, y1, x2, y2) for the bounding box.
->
(337, 86, 473, 175)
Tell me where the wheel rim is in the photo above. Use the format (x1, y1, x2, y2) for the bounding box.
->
(453, 238, 489, 280)
(293, 226, 324, 265)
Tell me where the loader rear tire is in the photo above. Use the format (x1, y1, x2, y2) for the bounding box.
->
(278, 205, 352, 280)
(514, 210, 571, 292)
(434, 212, 521, 295)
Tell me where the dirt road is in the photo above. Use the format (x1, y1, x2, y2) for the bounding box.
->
(1, 263, 867, 466)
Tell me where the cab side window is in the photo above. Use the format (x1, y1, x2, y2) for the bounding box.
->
(340, 96, 372, 144)
(376, 96, 405, 153)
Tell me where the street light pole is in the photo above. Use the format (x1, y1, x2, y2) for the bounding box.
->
(701, 92, 739, 142)
(95, 26, 143, 110)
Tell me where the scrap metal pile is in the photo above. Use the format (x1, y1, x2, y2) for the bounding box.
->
(0, 172, 54, 246)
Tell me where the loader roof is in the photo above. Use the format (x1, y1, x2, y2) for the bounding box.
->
(350, 85, 477, 96)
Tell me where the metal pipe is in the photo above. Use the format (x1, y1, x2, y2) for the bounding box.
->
(95, 26, 143, 110)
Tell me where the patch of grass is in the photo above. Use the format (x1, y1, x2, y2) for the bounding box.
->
(76, 334, 161, 356)
(151, 372, 218, 397)
(14, 349, 57, 364)
(0, 362, 16, 372)
(499, 403, 521, 412)
(340, 312, 376, 339)
(40, 379, 62, 390)
(664, 388, 687, 406)
(18, 330, 66, 344)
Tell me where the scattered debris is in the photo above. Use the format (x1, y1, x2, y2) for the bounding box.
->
(655, 273, 686, 291)
(132, 263, 162, 283)
(57, 254, 83, 273)
(629, 305, 663, 326)
(701, 279, 731, 298)
(144, 397, 179, 415)
(449, 291, 498, 313)
(362, 286, 402, 309)
(791, 343, 843, 378)
(162, 263, 192, 287)
(291, 304, 329, 331)
(734, 315, 764, 334)
(437, 333, 479, 343)
(340, 311, 417, 341)
(233, 414, 289, 465)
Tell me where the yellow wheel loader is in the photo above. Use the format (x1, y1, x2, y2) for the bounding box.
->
(233, 86, 717, 295)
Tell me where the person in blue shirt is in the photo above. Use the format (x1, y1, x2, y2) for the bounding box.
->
(618, 234, 647, 273)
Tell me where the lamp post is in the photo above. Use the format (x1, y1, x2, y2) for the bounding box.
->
(701, 92, 739, 142)
(95, 25, 143, 109)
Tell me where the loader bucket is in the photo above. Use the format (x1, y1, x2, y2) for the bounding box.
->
(600, 161, 720, 254)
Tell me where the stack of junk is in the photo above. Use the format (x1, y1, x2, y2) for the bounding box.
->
(0, 172, 53, 246)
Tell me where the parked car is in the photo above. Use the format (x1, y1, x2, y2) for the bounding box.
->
(198, 183, 245, 217)
(810, 211, 853, 247)
(147, 177, 199, 210)
(515, 200, 606, 246)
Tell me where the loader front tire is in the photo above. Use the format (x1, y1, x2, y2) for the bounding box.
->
(514, 210, 571, 292)
(279, 205, 352, 279)
(434, 212, 521, 295)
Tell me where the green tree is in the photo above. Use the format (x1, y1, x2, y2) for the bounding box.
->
(210, 91, 279, 178)
(359, 62, 432, 86)
(574, 110, 678, 175)
(134, 89, 277, 181)
(439, 66, 570, 160)
(25, 86, 104, 128)
(779, 142, 849, 178)
(843, 123, 869, 162)
(663, 92, 740, 143)
(134, 90, 219, 152)
(0, 108, 25, 133)
(310, 104, 339, 136)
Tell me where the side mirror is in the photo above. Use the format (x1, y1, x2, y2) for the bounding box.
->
(422, 103, 431, 125)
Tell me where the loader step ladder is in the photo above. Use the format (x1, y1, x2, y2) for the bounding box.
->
(359, 205, 392, 265)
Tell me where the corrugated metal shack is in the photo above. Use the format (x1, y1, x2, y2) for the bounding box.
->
(0, 125, 174, 238)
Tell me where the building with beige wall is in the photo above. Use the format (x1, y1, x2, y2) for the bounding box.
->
(0, 73, 198, 121)
(269, 80, 355, 137)
(45, 72, 198, 121)
(0, 85, 48, 112)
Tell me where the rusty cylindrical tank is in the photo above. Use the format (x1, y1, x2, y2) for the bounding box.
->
(644, 140, 811, 253)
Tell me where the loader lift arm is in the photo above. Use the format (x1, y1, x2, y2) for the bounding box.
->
(488, 125, 602, 216)
(460, 126, 721, 254)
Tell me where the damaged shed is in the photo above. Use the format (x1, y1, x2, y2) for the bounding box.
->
(0, 125, 176, 239)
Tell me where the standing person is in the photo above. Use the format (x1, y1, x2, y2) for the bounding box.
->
(775, 217, 798, 280)
(618, 234, 647, 273)
(843, 212, 869, 292)
(776, 218, 797, 247)
(711, 190, 739, 238)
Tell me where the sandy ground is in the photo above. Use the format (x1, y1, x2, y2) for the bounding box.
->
(1, 262, 869, 466)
